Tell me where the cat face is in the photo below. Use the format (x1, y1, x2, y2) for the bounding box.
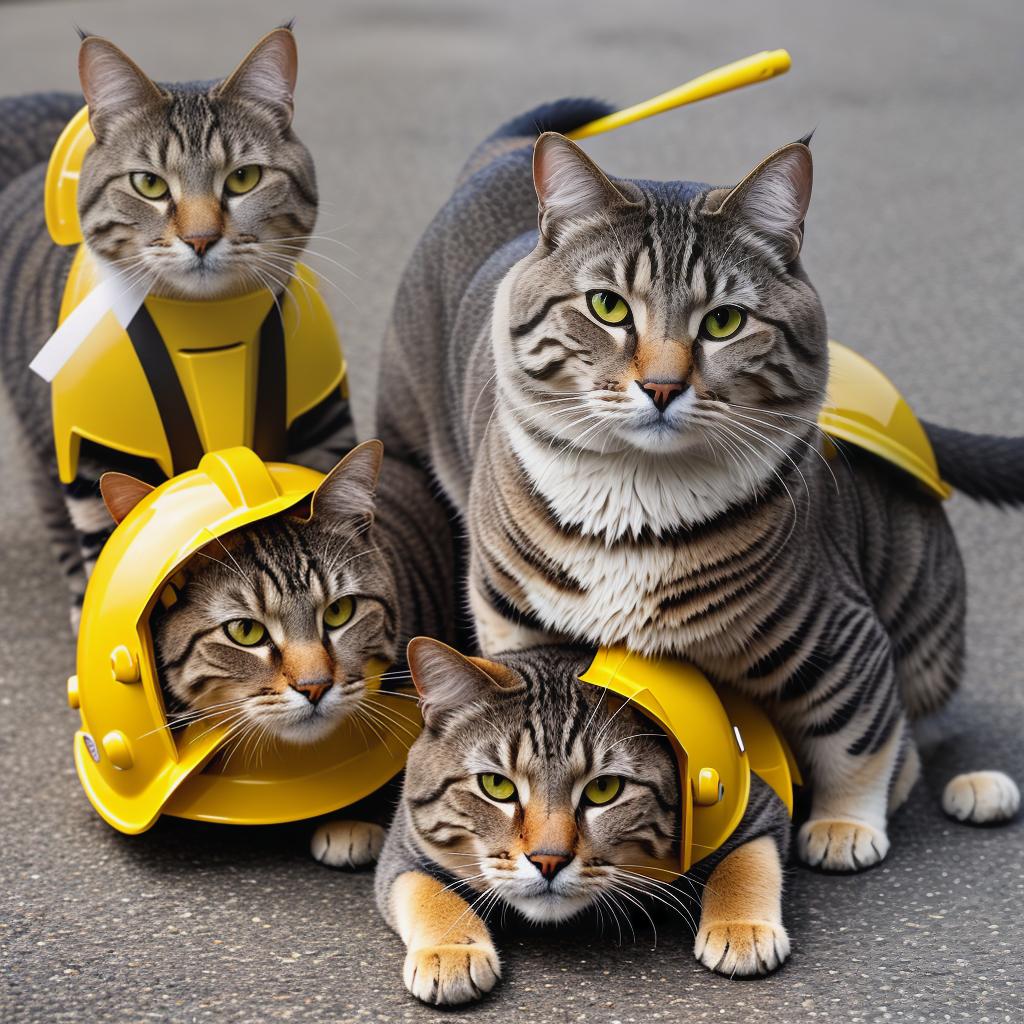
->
(76, 28, 316, 301)
(497, 135, 827, 463)
(404, 640, 679, 924)
(103, 443, 395, 748)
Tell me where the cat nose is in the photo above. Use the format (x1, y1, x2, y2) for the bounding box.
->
(528, 851, 573, 880)
(640, 380, 687, 412)
(181, 231, 221, 256)
(290, 677, 333, 705)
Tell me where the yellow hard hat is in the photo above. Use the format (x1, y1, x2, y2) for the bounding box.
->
(580, 648, 800, 873)
(69, 446, 420, 834)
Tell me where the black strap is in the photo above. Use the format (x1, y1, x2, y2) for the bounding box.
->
(252, 304, 287, 461)
(125, 304, 205, 476)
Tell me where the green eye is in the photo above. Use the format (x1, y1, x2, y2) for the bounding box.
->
(224, 618, 267, 646)
(479, 773, 517, 802)
(701, 306, 746, 340)
(130, 172, 169, 200)
(323, 597, 355, 629)
(225, 165, 262, 195)
(582, 775, 623, 806)
(588, 290, 632, 326)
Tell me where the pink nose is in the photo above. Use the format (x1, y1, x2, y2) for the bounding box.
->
(290, 678, 332, 705)
(528, 851, 572, 880)
(181, 232, 221, 256)
(641, 380, 687, 412)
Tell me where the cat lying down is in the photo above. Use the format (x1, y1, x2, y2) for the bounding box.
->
(376, 639, 793, 1005)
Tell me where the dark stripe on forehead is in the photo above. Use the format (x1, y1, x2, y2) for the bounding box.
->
(510, 293, 574, 338)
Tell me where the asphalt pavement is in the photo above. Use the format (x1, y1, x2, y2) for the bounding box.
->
(2, 2, 1023, 1021)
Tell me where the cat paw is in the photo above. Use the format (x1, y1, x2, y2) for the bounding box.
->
(404, 943, 501, 1005)
(797, 818, 889, 872)
(942, 771, 1020, 825)
(694, 921, 790, 977)
(310, 820, 385, 869)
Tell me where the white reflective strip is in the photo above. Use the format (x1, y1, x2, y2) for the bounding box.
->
(29, 273, 148, 382)
(733, 725, 745, 753)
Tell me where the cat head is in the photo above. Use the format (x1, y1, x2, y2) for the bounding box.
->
(76, 26, 315, 300)
(497, 133, 827, 471)
(101, 442, 395, 747)
(404, 639, 679, 924)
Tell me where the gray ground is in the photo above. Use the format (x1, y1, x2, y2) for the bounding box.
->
(2, 1, 1023, 1021)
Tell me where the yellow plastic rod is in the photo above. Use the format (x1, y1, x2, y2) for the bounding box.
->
(566, 49, 791, 141)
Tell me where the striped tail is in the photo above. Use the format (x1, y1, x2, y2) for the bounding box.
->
(0, 92, 83, 195)
(923, 421, 1024, 507)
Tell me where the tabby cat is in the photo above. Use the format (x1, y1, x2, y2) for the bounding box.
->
(376, 638, 792, 1005)
(100, 440, 456, 866)
(376, 100, 1021, 875)
(0, 26, 354, 628)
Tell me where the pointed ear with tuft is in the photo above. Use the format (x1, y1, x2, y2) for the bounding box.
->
(78, 36, 166, 142)
(310, 439, 383, 529)
(215, 26, 298, 127)
(533, 133, 632, 244)
(99, 472, 155, 525)
(407, 638, 522, 729)
(710, 142, 813, 264)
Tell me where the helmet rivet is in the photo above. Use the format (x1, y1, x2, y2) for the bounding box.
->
(694, 767, 722, 806)
(110, 645, 140, 683)
(102, 730, 134, 770)
(67, 674, 80, 709)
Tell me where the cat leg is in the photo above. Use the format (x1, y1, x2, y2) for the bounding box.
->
(694, 835, 789, 977)
(942, 771, 1020, 824)
(468, 576, 555, 655)
(888, 738, 921, 814)
(310, 820, 385, 868)
(797, 708, 907, 872)
(389, 870, 500, 1006)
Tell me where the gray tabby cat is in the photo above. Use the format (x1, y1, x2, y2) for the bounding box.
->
(376, 100, 1021, 876)
(376, 638, 792, 1005)
(100, 440, 456, 866)
(0, 26, 354, 628)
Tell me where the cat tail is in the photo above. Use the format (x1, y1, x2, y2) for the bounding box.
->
(456, 98, 616, 187)
(923, 421, 1024, 507)
(0, 92, 83, 195)
(486, 98, 617, 142)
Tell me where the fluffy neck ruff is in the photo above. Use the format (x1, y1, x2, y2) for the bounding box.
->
(501, 407, 776, 541)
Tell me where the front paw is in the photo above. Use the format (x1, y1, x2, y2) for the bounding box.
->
(942, 771, 1020, 825)
(310, 820, 384, 869)
(797, 818, 889, 872)
(404, 943, 501, 1005)
(694, 921, 790, 977)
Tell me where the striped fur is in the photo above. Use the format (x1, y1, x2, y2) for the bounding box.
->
(0, 28, 354, 630)
(376, 101, 1019, 874)
(375, 641, 792, 1002)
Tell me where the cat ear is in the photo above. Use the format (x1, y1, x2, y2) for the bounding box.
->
(78, 36, 166, 142)
(407, 638, 521, 728)
(533, 133, 632, 244)
(215, 26, 298, 127)
(99, 472, 155, 525)
(310, 439, 383, 527)
(709, 141, 813, 263)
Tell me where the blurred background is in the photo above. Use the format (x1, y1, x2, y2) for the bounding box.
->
(1, 2, 1022, 1022)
